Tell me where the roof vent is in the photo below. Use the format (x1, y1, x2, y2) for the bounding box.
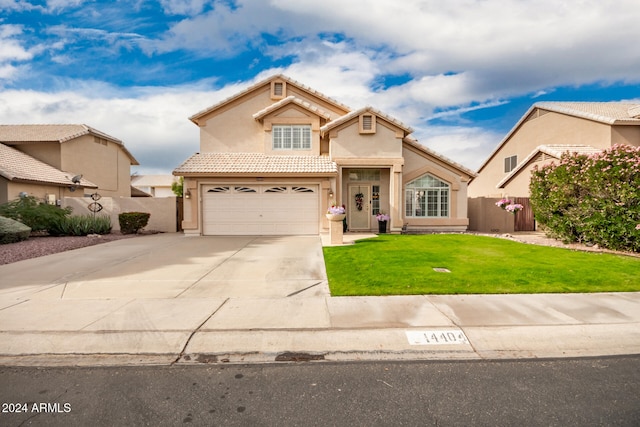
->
(628, 105, 640, 119)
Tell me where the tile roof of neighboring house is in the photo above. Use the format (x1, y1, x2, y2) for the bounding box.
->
(536, 102, 640, 124)
(0, 143, 98, 188)
(320, 106, 415, 134)
(173, 153, 337, 175)
(497, 144, 603, 188)
(131, 174, 179, 187)
(253, 96, 333, 121)
(0, 124, 139, 165)
(189, 74, 351, 124)
(477, 101, 640, 173)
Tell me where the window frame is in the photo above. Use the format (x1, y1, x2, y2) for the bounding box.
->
(504, 155, 518, 173)
(272, 125, 312, 150)
(404, 175, 450, 218)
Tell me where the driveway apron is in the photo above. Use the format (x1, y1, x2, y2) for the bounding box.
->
(0, 234, 329, 300)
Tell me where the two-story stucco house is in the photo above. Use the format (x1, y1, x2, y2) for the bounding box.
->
(174, 75, 475, 236)
(468, 102, 640, 232)
(0, 124, 138, 204)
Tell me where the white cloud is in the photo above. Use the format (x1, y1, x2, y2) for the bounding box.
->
(159, 0, 207, 16)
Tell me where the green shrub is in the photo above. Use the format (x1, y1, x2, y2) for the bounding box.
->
(49, 214, 112, 236)
(118, 212, 150, 234)
(0, 216, 31, 244)
(530, 144, 640, 252)
(0, 196, 71, 232)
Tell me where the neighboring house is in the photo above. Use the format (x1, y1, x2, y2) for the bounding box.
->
(0, 124, 139, 204)
(174, 75, 475, 236)
(468, 102, 640, 232)
(131, 174, 179, 197)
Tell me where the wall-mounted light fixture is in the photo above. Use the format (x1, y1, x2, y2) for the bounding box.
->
(328, 189, 334, 199)
(184, 189, 191, 199)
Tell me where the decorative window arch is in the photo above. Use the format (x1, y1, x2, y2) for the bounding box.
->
(405, 174, 450, 218)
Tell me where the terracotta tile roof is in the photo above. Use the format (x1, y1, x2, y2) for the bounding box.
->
(0, 143, 98, 188)
(321, 106, 414, 134)
(0, 124, 139, 165)
(253, 96, 332, 120)
(173, 153, 337, 175)
(0, 124, 121, 143)
(497, 144, 603, 188)
(535, 102, 640, 124)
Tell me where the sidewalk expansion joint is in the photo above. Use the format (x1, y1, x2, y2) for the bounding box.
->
(172, 297, 229, 365)
(286, 281, 323, 297)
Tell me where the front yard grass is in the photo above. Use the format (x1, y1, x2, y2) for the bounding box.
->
(323, 234, 640, 295)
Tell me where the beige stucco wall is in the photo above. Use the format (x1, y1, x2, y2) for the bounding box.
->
(1, 180, 87, 205)
(329, 121, 403, 160)
(15, 143, 62, 169)
(63, 196, 177, 233)
(197, 84, 348, 156)
(61, 135, 132, 197)
(612, 125, 640, 147)
(469, 111, 616, 198)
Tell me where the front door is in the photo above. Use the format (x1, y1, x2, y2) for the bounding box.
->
(348, 185, 370, 230)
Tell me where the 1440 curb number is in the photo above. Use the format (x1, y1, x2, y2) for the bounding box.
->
(2, 403, 71, 413)
(406, 330, 470, 345)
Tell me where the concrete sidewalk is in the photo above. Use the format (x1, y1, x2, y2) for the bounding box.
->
(0, 233, 639, 366)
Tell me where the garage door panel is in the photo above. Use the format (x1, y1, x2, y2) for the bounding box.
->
(202, 185, 319, 235)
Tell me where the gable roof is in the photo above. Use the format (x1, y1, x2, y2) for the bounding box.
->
(173, 152, 337, 176)
(403, 137, 477, 180)
(477, 101, 640, 173)
(0, 124, 139, 165)
(320, 106, 414, 135)
(189, 74, 351, 125)
(0, 143, 98, 188)
(496, 144, 603, 188)
(253, 96, 333, 121)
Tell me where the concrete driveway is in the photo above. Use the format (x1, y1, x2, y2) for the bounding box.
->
(0, 234, 329, 300)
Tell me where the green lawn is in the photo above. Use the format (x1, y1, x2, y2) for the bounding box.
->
(323, 234, 640, 295)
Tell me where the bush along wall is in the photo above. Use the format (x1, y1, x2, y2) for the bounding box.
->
(530, 144, 640, 252)
(119, 212, 150, 234)
(0, 216, 31, 244)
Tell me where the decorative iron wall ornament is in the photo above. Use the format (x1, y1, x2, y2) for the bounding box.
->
(88, 192, 103, 216)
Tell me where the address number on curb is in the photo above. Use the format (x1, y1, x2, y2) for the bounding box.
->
(406, 330, 470, 345)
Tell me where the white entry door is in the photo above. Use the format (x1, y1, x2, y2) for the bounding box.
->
(202, 185, 319, 235)
(348, 185, 370, 230)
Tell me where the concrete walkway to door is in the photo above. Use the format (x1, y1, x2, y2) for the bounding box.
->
(0, 232, 639, 366)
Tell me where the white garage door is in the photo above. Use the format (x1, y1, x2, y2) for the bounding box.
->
(202, 185, 319, 235)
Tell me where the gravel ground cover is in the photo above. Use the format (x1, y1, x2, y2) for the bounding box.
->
(0, 234, 140, 265)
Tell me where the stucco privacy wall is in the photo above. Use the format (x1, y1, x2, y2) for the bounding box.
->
(63, 196, 177, 233)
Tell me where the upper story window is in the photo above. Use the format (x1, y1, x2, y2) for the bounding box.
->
(504, 155, 518, 173)
(272, 125, 312, 150)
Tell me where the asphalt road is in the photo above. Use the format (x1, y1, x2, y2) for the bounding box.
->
(1, 356, 639, 426)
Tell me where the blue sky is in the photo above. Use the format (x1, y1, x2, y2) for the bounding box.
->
(2, 0, 640, 174)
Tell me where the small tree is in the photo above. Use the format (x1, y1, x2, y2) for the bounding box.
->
(171, 177, 184, 197)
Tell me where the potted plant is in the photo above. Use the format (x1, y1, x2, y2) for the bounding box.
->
(326, 202, 346, 221)
(376, 211, 390, 233)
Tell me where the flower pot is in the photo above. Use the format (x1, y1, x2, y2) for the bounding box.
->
(326, 213, 346, 221)
(378, 220, 387, 234)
